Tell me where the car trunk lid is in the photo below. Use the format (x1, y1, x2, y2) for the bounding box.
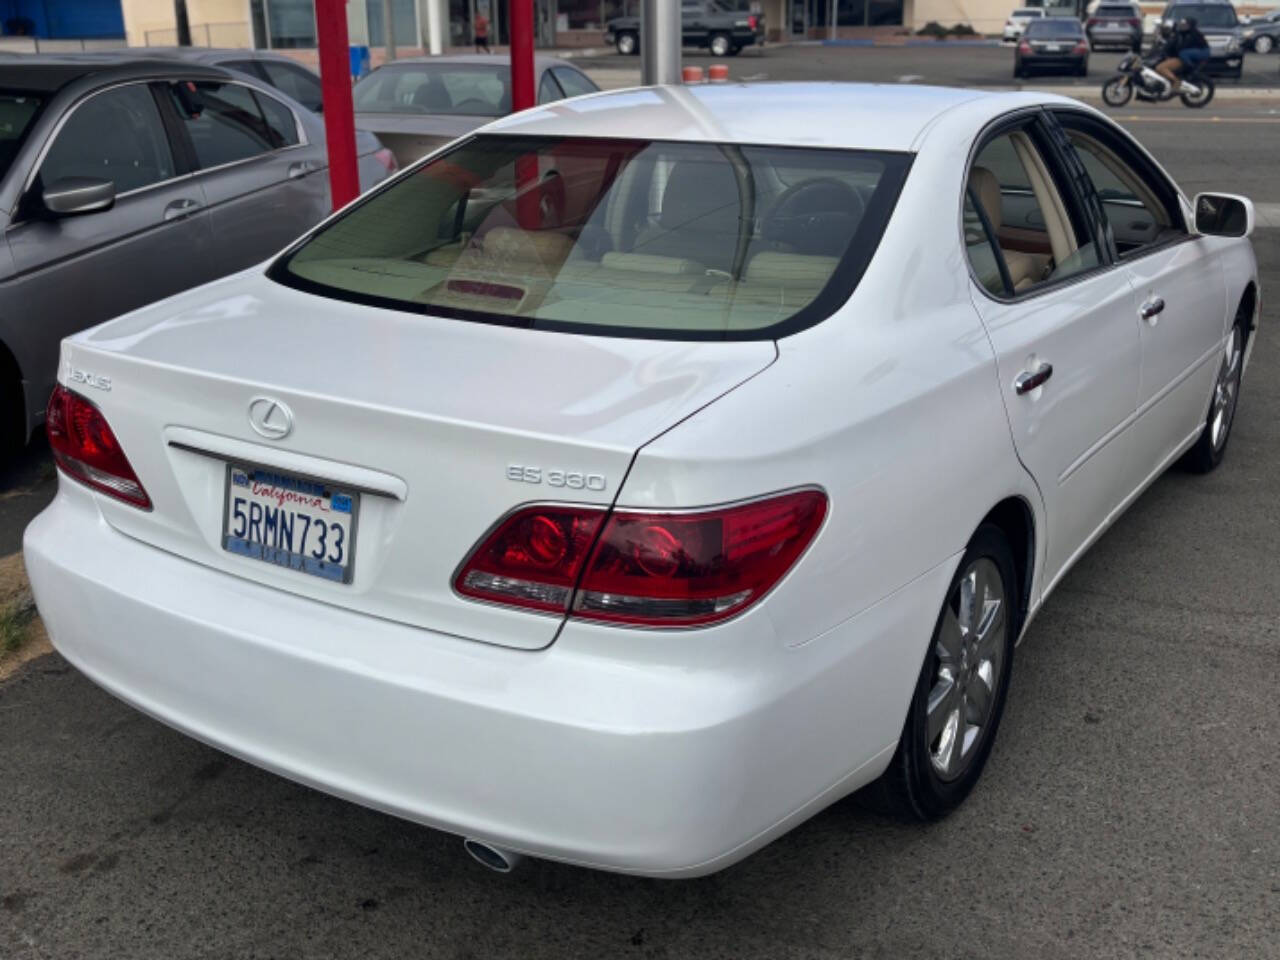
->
(61, 272, 776, 650)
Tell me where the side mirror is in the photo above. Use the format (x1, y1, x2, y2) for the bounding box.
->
(42, 177, 115, 217)
(1193, 192, 1254, 238)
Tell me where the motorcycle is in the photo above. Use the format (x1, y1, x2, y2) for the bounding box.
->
(1101, 52, 1215, 108)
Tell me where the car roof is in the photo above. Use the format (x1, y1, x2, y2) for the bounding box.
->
(482, 83, 1056, 153)
(0, 54, 230, 94)
(372, 54, 578, 69)
(138, 46, 306, 65)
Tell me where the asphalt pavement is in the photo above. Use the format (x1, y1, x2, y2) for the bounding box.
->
(2, 55, 1279, 960)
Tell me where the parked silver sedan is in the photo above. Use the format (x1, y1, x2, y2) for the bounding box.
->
(0, 55, 396, 453)
(352, 54, 600, 165)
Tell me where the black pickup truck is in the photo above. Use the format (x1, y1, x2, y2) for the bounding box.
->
(605, 0, 765, 57)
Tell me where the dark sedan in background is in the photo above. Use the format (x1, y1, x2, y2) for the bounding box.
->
(1014, 17, 1090, 77)
(0, 56, 395, 453)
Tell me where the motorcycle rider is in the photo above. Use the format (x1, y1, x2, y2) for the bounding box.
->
(1156, 17, 1211, 93)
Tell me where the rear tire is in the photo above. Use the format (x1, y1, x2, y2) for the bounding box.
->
(873, 525, 1019, 821)
(615, 31, 638, 55)
(1102, 75, 1133, 106)
(1180, 74, 1215, 107)
(709, 32, 732, 56)
(1181, 320, 1246, 474)
(1255, 35, 1274, 54)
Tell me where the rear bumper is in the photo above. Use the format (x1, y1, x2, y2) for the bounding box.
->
(25, 482, 949, 876)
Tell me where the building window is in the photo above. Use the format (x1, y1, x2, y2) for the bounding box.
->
(367, 0, 418, 47)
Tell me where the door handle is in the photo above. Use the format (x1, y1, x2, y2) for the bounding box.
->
(1014, 362, 1054, 395)
(1139, 296, 1165, 324)
(162, 197, 202, 221)
(288, 160, 319, 179)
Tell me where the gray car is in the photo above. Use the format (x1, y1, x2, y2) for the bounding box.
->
(141, 47, 327, 112)
(352, 55, 600, 166)
(0, 56, 394, 452)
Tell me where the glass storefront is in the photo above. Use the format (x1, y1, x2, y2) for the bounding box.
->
(367, 0, 418, 46)
(793, 0, 904, 32)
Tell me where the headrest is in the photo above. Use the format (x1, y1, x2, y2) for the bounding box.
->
(659, 160, 741, 231)
(968, 166, 1003, 231)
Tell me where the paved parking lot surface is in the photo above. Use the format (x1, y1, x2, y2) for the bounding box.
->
(2, 96, 1278, 959)
(575, 41, 1280, 89)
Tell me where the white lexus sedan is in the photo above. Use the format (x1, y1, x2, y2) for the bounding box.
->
(25, 83, 1258, 878)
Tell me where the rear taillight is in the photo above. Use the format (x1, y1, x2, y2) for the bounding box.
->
(373, 147, 398, 172)
(748, 14, 758, 30)
(1127, 17, 1140, 27)
(454, 490, 827, 628)
(455, 506, 606, 613)
(1018, 40, 1033, 54)
(46, 385, 151, 509)
(1086, 17, 1098, 26)
(1074, 41, 1089, 53)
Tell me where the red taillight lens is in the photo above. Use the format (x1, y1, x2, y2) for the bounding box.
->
(46, 385, 151, 509)
(1018, 40, 1033, 54)
(1074, 41, 1089, 53)
(455, 506, 606, 613)
(1086, 17, 1098, 26)
(373, 147, 398, 172)
(1127, 17, 1140, 27)
(748, 14, 758, 30)
(455, 490, 827, 628)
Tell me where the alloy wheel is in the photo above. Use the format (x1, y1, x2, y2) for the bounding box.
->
(927, 557, 1007, 782)
(1256, 35, 1274, 54)
(1210, 326, 1244, 452)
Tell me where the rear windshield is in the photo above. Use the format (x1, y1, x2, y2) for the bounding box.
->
(1013, 9, 1044, 16)
(1095, 5, 1136, 16)
(0, 91, 44, 182)
(1026, 18, 1084, 36)
(271, 135, 910, 340)
(354, 64, 514, 117)
(1168, 5, 1237, 26)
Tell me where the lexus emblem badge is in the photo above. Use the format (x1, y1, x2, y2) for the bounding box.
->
(248, 396, 294, 440)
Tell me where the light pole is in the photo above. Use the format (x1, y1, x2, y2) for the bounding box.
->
(173, 0, 191, 45)
(642, 0, 681, 86)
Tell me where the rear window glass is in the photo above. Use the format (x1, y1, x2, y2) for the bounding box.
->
(1168, 5, 1237, 26)
(271, 135, 910, 340)
(1026, 18, 1084, 36)
(0, 91, 43, 182)
(353, 64, 512, 117)
(1013, 9, 1044, 16)
(1095, 5, 1136, 16)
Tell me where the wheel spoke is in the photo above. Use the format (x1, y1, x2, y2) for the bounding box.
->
(967, 669, 993, 723)
(937, 608, 965, 663)
(927, 677, 959, 743)
(958, 569, 979, 635)
(945, 709, 967, 773)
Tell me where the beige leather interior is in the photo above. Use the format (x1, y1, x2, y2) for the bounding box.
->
(967, 165, 1045, 291)
(1009, 132, 1075, 267)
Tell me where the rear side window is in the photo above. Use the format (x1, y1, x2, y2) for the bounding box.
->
(167, 80, 279, 167)
(260, 60, 324, 112)
(255, 90, 301, 147)
(272, 135, 910, 340)
(552, 68, 599, 98)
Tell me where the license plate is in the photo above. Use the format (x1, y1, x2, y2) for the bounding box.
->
(1045, 43, 1061, 51)
(222, 464, 358, 583)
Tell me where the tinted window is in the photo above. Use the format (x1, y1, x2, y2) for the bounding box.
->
(40, 84, 174, 194)
(1013, 8, 1043, 16)
(353, 65, 512, 117)
(966, 129, 1101, 296)
(1096, 5, 1137, 15)
(552, 68, 599, 98)
(0, 90, 43, 182)
(260, 59, 324, 112)
(537, 72, 562, 105)
(274, 136, 910, 339)
(1168, 4, 1237, 26)
(1059, 122, 1185, 255)
(1026, 18, 1083, 36)
(168, 80, 276, 167)
(255, 90, 301, 147)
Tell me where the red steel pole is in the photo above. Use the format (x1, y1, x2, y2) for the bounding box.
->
(316, 0, 360, 211)
(509, 0, 535, 112)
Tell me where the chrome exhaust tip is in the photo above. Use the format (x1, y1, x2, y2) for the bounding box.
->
(463, 838, 525, 874)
